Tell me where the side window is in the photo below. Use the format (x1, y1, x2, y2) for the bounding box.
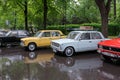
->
(91, 33, 102, 39)
(42, 32, 51, 37)
(8, 31, 18, 37)
(19, 31, 27, 36)
(81, 33, 90, 40)
(52, 32, 60, 37)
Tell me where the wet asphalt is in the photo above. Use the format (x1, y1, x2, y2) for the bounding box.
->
(0, 46, 120, 80)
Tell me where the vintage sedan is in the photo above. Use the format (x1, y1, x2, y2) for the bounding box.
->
(0, 30, 30, 47)
(51, 30, 108, 57)
(20, 30, 66, 51)
(98, 38, 120, 63)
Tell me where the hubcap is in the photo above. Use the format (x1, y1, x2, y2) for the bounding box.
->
(65, 47, 74, 56)
(29, 44, 35, 51)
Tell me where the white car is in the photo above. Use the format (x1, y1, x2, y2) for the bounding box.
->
(51, 30, 107, 57)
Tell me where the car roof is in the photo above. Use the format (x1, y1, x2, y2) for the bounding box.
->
(10, 30, 27, 31)
(39, 30, 61, 32)
(71, 30, 100, 33)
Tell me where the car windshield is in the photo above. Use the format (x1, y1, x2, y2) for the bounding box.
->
(34, 31, 41, 37)
(67, 32, 80, 39)
(5, 31, 17, 37)
(5, 31, 11, 36)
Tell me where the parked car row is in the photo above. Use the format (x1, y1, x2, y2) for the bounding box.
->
(1, 29, 120, 63)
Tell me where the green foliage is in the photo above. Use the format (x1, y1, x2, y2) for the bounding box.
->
(47, 23, 120, 36)
(81, 23, 101, 31)
(0, 0, 119, 36)
(108, 23, 120, 36)
(47, 24, 80, 34)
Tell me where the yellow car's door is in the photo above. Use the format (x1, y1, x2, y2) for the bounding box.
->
(38, 32, 52, 46)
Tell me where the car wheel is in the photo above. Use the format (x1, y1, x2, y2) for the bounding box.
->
(28, 43, 36, 51)
(64, 47, 74, 57)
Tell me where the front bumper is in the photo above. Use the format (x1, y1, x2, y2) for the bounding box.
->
(51, 45, 63, 53)
(20, 41, 25, 47)
(98, 49, 120, 58)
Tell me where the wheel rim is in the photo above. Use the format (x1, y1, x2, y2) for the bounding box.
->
(29, 44, 35, 51)
(65, 47, 74, 57)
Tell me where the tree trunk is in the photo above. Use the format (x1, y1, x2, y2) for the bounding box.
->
(43, 0, 48, 30)
(114, 0, 116, 19)
(24, 0, 29, 31)
(95, 0, 112, 38)
(101, 11, 109, 38)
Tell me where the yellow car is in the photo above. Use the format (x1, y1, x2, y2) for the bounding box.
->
(20, 30, 66, 51)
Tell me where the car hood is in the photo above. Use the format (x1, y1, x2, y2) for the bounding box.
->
(99, 38, 120, 48)
(52, 38, 76, 44)
(21, 37, 39, 41)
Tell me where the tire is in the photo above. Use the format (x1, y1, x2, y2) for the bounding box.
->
(28, 43, 36, 51)
(64, 47, 74, 57)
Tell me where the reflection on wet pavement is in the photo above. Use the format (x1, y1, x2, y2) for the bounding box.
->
(0, 47, 120, 80)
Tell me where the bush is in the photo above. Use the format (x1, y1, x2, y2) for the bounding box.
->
(108, 23, 120, 36)
(47, 23, 120, 36)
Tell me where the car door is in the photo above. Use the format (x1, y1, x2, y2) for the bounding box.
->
(5, 31, 18, 43)
(90, 32, 103, 50)
(38, 32, 52, 46)
(77, 32, 92, 52)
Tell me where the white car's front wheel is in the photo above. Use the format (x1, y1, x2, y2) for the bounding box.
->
(28, 43, 36, 51)
(64, 47, 74, 57)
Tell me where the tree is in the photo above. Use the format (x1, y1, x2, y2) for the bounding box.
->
(113, 0, 116, 19)
(95, 0, 112, 38)
(43, 0, 48, 29)
(24, 0, 29, 31)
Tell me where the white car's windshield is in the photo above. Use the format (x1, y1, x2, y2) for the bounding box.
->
(67, 32, 80, 39)
(34, 31, 41, 37)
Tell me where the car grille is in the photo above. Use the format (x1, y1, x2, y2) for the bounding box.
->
(102, 45, 120, 52)
(52, 42, 59, 47)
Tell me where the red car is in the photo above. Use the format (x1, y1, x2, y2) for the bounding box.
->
(98, 38, 120, 63)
